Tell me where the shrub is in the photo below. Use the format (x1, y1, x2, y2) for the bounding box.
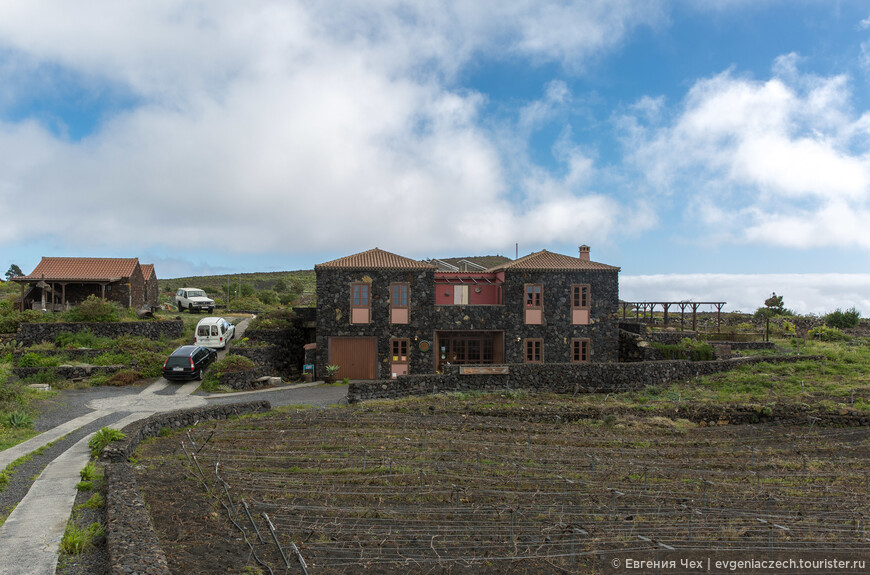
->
(63, 295, 119, 323)
(16, 352, 60, 368)
(212, 355, 256, 373)
(257, 290, 277, 305)
(652, 338, 714, 361)
(4, 410, 33, 428)
(0, 309, 49, 333)
(825, 307, 861, 329)
(60, 521, 104, 554)
(88, 427, 126, 458)
(249, 309, 296, 330)
(21, 370, 59, 385)
(105, 370, 141, 386)
(81, 493, 105, 509)
(56, 330, 111, 349)
(91, 352, 129, 366)
(80, 461, 97, 481)
(808, 325, 851, 342)
(0, 382, 26, 413)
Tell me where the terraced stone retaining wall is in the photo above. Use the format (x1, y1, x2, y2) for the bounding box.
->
(12, 348, 104, 363)
(12, 365, 123, 379)
(15, 319, 183, 346)
(217, 367, 271, 390)
(101, 401, 271, 575)
(347, 355, 821, 402)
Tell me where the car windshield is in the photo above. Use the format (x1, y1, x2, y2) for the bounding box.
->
(188, 290, 207, 298)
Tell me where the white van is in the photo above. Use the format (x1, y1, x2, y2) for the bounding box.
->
(194, 317, 235, 349)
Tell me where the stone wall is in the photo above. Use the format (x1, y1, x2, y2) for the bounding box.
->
(619, 330, 663, 362)
(100, 401, 271, 462)
(15, 319, 183, 346)
(12, 365, 123, 379)
(217, 367, 271, 390)
(730, 342, 777, 351)
(347, 355, 821, 402)
(105, 463, 170, 575)
(648, 331, 697, 345)
(12, 348, 105, 363)
(243, 325, 307, 379)
(100, 401, 271, 575)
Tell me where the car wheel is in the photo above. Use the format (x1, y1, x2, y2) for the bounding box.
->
(177, 303, 183, 312)
(208, 308, 214, 314)
(195, 368, 202, 381)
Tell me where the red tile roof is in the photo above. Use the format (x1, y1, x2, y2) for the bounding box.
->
(18, 257, 142, 281)
(488, 250, 619, 272)
(316, 248, 436, 271)
(141, 264, 156, 280)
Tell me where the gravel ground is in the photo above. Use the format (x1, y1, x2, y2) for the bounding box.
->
(55, 480, 107, 575)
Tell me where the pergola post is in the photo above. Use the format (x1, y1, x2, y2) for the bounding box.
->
(663, 303, 671, 326)
(691, 303, 700, 331)
(715, 303, 724, 333)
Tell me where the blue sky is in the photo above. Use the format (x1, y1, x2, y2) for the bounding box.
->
(2, 1, 870, 314)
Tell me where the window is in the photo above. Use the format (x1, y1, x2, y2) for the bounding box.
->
(571, 284, 590, 325)
(454, 285, 469, 305)
(525, 284, 542, 308)
(352, 283, 369, 307)
(572, 339, 590, 363)
(572, 285, 590, 308)
(524, 284, 543, 324)
(391, 283, 409, 324)
(351, 282, 370, 324)
(524, 339, 543, 363)
(391, 339, 409, 362)
(391, 283, 408, 307)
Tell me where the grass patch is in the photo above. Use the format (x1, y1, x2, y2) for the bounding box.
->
(78, 493, 105, 510)
(88, 427, 126, 458)
(59, 521, 104, 554)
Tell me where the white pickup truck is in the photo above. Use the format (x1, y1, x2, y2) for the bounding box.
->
(175, 288, 215, 313)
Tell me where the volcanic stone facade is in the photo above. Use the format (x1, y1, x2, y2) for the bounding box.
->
(316, 267, 436, 378)
(315, 248, 620, 379)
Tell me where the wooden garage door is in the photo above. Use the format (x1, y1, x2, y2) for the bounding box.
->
(330, 337, 377, 380)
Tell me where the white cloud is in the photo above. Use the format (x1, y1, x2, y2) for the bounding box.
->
(620, 273, 870, 316)
(623, 60, 870, 249)
(0, 1, 661, 259)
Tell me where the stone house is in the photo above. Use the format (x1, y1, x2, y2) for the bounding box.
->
(315, 247, 619, 380)
(141, 264, 159, 307)
(11, 257, 157, 311)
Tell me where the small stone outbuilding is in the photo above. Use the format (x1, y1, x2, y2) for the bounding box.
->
(11, 257, 157, 311)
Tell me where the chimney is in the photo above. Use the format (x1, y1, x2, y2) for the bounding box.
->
(578, 245, 590, 261)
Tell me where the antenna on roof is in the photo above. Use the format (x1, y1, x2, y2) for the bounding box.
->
(515, 243, 518, 259)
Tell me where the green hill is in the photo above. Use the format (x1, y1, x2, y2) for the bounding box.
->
(158, 270, 316, 308)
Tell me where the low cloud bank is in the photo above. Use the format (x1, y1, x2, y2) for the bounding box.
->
(620, 274, 870, 316)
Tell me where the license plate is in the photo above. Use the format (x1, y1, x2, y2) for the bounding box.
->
(173, 367, 184, 371)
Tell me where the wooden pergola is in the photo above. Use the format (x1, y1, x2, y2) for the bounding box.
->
(12, 276, 120, 312)
(619, 301, 727, 332)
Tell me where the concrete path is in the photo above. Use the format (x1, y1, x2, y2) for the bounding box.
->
(0, 410, 112, 471)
